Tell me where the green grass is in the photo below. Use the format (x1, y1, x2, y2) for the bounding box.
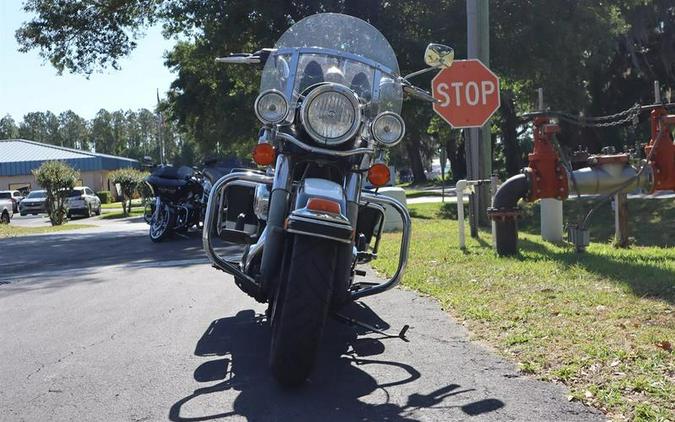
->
(100, 199, 144, 210)
(98, 208, 145, 219)
(0, 223, 95, 238)
(372, 202, 674, 421)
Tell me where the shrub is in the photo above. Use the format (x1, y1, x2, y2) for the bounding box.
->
(109, 168, 148, 216)
(96, 190, 112, 204)
(32, 161, 80, 226)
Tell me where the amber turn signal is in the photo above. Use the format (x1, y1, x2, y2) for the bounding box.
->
(307, 198, 341, 214)
(368, 163, 390, 187)
(252, 143, 275, 166)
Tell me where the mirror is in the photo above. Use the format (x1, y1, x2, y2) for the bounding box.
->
(424, 43, 454, 68)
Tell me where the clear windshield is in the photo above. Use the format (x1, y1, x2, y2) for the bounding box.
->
(261, 13, 402, 116)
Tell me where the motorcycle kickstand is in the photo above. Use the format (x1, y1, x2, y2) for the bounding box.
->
(333, 312, 410, 342)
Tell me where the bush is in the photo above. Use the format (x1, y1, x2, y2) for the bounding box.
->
(109, 168, 148, 216)
(96, 190, 112, 204)
(32, 161, 80, 226)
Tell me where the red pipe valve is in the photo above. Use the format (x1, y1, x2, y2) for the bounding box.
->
(645, 108, 675, 192)
(527, 117, 569, 201)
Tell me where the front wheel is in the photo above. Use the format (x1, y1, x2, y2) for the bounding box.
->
(269, 235, 338, 386)
(149, 202, 174, 242)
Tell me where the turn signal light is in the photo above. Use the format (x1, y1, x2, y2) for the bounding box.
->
(368, 163, 390, 187)
(252, 143, 275, 166)
(307, 198, 341, 214)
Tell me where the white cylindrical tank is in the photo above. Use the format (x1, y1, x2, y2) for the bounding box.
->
(540, 198, 563, 242)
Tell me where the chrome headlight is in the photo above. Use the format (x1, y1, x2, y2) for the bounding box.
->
(300, 83, 361, 145)
(371, 112, 405, 146)
(255, 90, 289, 124)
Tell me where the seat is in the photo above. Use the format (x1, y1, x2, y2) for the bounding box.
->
(203, 166, 231, 183)
(152, 165, 194, 180)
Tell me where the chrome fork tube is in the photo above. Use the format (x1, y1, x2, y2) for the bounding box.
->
(344, 172, 362, 226)
(259, 154, 292, 290)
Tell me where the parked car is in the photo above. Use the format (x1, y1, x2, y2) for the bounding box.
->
(19, 190, 47, 216)
(0, 190, 24, 213)
(0, 195, 13, 224)
(66, 186, 102, 218)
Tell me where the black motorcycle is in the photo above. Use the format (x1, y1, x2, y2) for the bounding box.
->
(203, 13, 454, 385)
(145, 162, 231, 242)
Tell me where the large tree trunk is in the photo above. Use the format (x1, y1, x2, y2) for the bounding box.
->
(500, 90, 522, 176)
(406, 137, 427, 184)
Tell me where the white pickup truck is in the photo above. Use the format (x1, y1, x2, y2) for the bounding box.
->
(0, 196, 13, 224)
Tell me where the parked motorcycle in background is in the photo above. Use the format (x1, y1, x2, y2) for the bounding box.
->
(203, 13, 454, 385)
(145, 160, 232, 242)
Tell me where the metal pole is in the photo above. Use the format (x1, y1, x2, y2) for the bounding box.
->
(466, 0, 492, 233)
(466, 0, 480, 237)
(614, 192, 629, 248)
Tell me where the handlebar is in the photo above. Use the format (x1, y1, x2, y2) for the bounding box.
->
(215, 48, 274, 68)
(402, 81, 437, 103)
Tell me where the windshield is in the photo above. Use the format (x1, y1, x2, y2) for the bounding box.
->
(0, 193, 10, 199)
(261, 13, 402, 116)
(27, 191, 46, 199)
(68, 189, 84, 197)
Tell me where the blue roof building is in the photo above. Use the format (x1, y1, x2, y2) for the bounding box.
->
(0, 139, 139, 192)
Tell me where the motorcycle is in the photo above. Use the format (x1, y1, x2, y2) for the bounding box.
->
(203, 13, 454, 386)
(145, 160, 232, 242)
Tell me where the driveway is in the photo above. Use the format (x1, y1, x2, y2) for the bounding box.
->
(0, 222, 602, 421)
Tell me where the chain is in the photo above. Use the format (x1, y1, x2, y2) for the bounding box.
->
(523, 103, 642, 128)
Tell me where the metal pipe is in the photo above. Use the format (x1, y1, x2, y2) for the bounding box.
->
(351, 192, 411, 299)
(456, 179, 468, 249)
(568, 164, 652, 195)
(490, 173, 530, 256)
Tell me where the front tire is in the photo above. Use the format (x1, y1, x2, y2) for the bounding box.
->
(269, 235, 338, 386)
(149, 203, 174, 242)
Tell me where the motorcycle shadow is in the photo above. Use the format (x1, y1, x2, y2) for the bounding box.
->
(169, 302, 503, 421)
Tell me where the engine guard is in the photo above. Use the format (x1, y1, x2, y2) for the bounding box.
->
(203, 174, 411, 303)
(203, 171, 273, 298)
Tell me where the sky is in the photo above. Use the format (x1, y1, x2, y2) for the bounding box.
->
(0, 1, 177, 121)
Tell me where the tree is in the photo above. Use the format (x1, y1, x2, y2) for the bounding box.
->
(19, 111, 48, 141)
(109, 168, 148, 216)
(32, 161, 79, 226)
(0, 115, 19, 139)
(91, 109, 115, 154)
(58, 110, 90, 150)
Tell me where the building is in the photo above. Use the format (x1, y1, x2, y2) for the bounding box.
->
(0, 139, 139, 193)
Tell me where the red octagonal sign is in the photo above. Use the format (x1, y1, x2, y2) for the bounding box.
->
(432, 59, 500, 128)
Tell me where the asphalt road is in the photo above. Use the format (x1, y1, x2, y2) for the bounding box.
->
(0, 220, 603, 421)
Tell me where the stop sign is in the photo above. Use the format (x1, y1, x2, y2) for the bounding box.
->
(432, 59, 500, 128)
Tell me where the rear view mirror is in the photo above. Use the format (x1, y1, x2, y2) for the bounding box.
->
(424, 43, 454, 68)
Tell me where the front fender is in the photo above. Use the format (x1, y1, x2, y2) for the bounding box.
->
(287, 178, 353, 244)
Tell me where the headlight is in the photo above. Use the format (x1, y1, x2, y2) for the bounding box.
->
(371, 112, 405, 146)
(300, 83, 361, 145)
(255, 90, 288, 124)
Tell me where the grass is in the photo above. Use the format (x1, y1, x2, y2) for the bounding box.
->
(100, 199, 144, 210)
(0, 223, 95, 238)
(372, 201, 674, 421)
(98, 208, 145, 220)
